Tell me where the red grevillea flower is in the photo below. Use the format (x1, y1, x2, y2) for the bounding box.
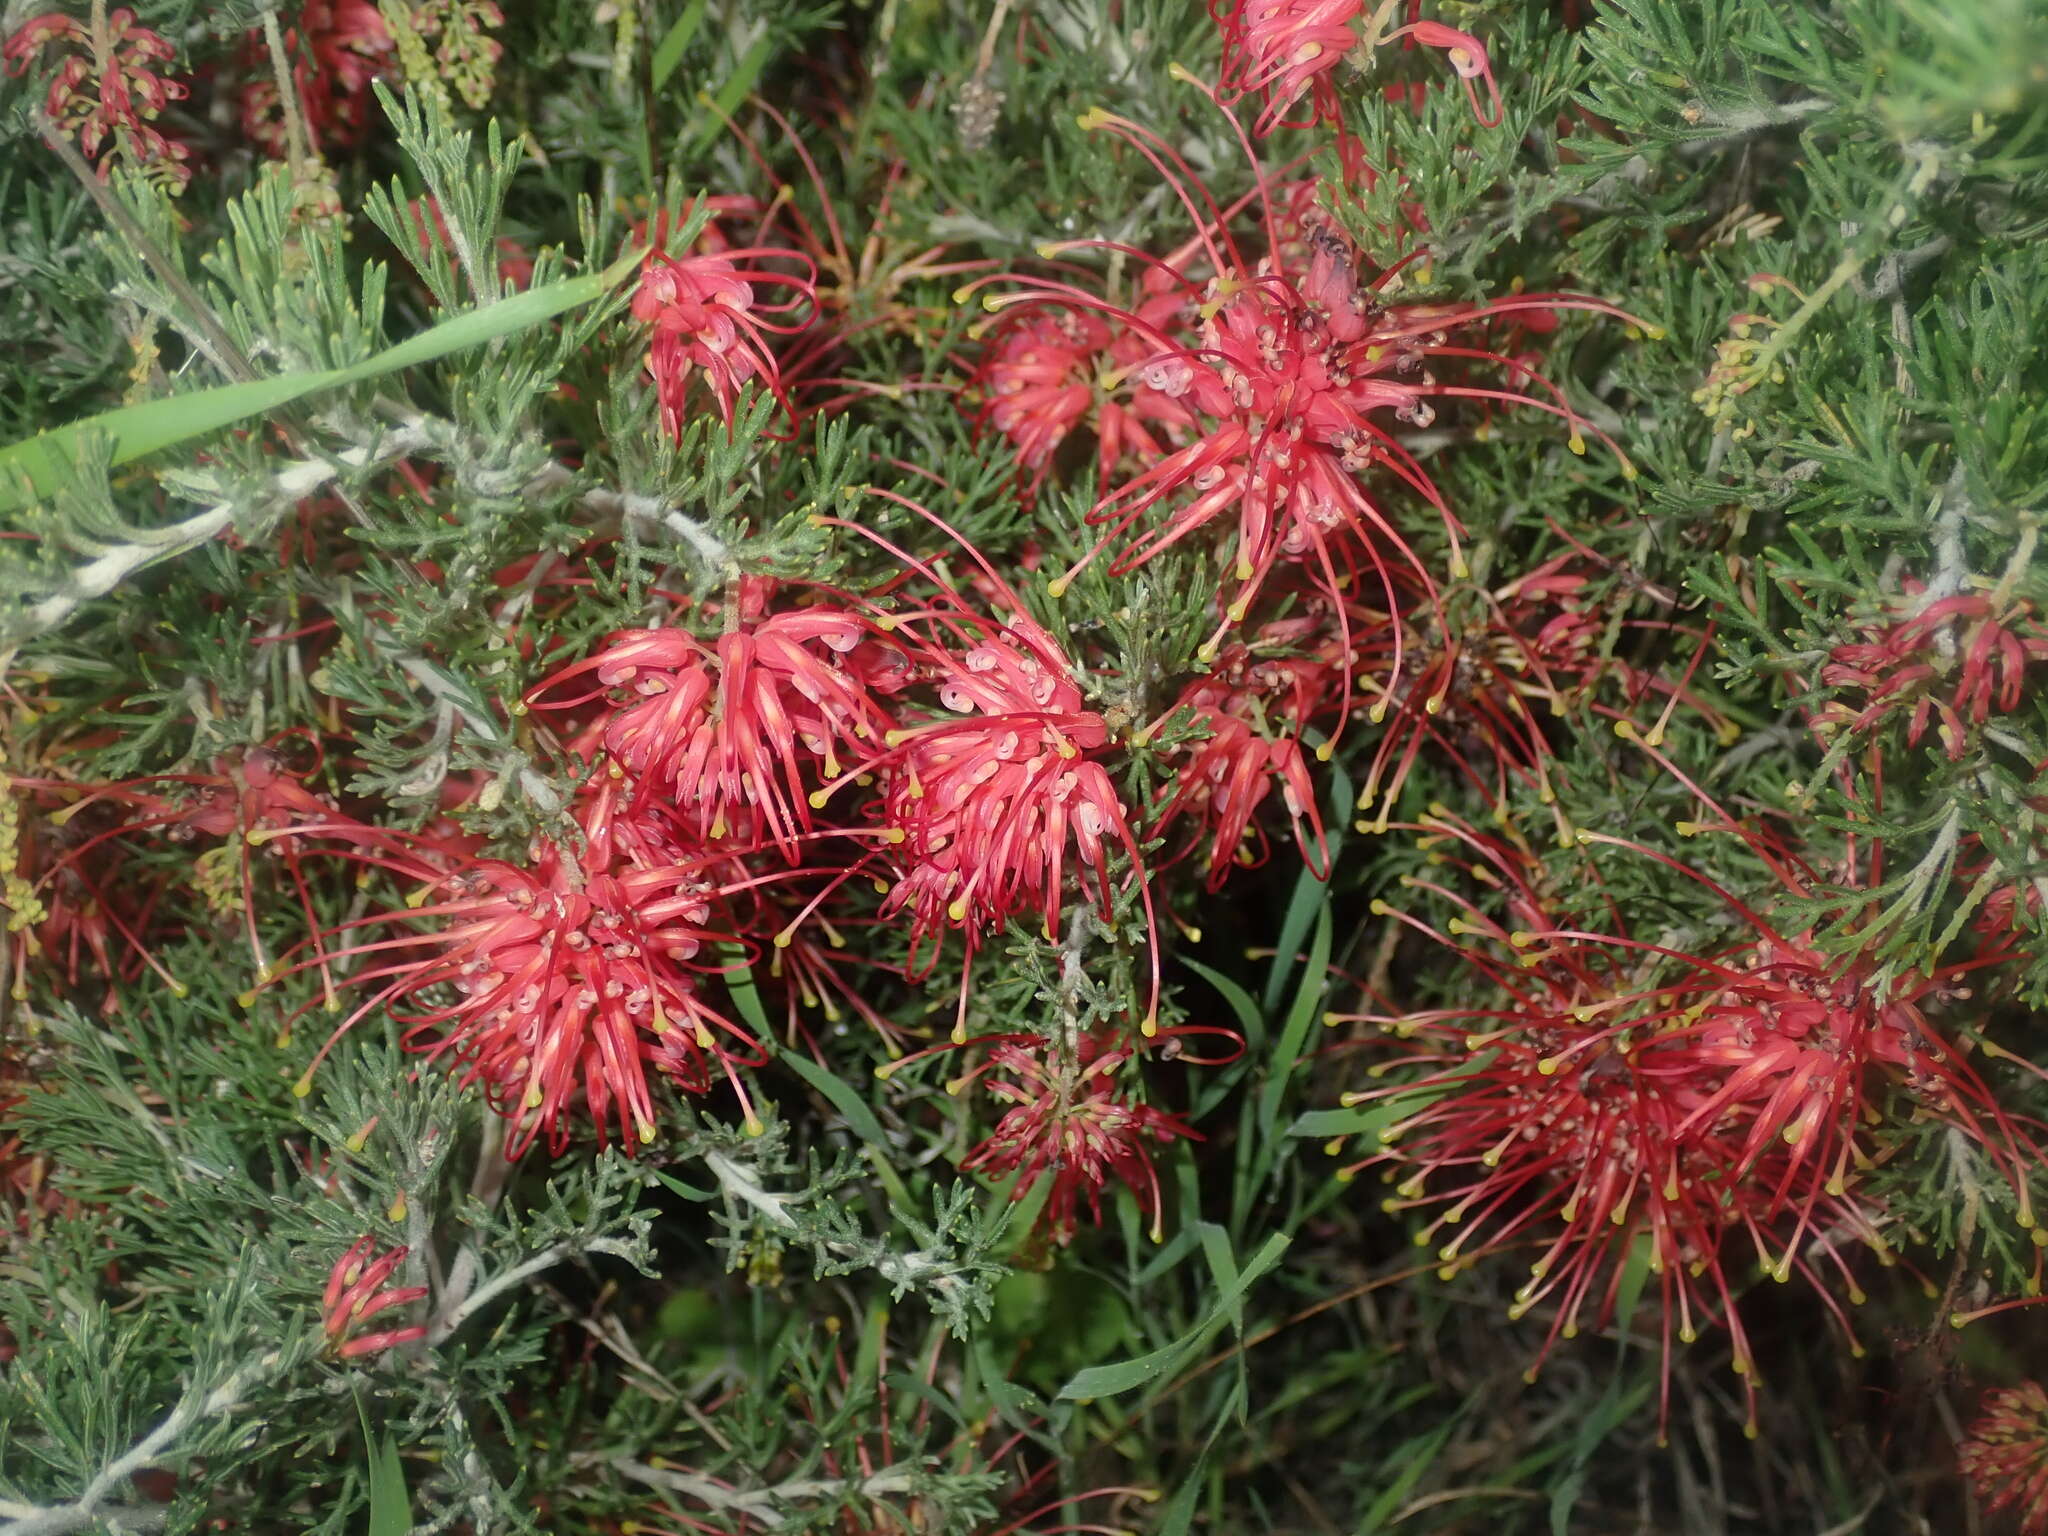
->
(1211, 0, 1502, 136)
(1350, 557, 1730, 830)
(261, 781, 762, 1156)
(1149, 612, 1341, 886)
(970, 94, 1641, 713)
(980, 309, 1108, 477)
(957, 1032, 1197, 1244)
(812, 493, 1161, 1037)
(8, 744, 353, 1006)
(871, 613, 1153, 1034)
(322, 1237, 428, 1358)
(1962, 1381, 2048, 1535)
(1334, 779, 2037, 1435)
(1815, 580, 2048, 759)
(976, 287, 1198, 495)
(5, 7, 191, 188)
(528, 595, 896, 863)
(238, 0, 395, 156)
(632, 239, 817, 435)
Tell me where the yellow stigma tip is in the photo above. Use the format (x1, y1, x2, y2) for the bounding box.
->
(291, 1076, 313, 1099)
(1046, 576, 1071, 598)
(1315, 741, 1334, 762)
(743, 1115, 765, 1138)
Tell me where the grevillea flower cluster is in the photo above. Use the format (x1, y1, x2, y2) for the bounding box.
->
(1331, 744, 2041, 1435)
(217, 533, 1181, 1225)
(236, 1, 396, 157)
(1813, 576, 2048, 759)
(1961, 1381, 2048, 1535)
(4, 7, 192, 187)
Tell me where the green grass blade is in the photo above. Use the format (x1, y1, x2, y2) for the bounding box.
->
(651, 0, 710, 89)
(354, 1390, 412, 1536)
(777, 1048, 891, 1149)
(0, 252, 637, 517)
(1255, 899, 1331, 1147)
(1056, 1231, 1288, 1401)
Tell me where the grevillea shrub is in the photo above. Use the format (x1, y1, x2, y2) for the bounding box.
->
(2, 1, 2046, 1531)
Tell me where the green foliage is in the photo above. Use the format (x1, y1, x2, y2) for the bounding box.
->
(4, 0, 2048, 1531)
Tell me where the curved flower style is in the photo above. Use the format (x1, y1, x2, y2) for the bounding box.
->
(1334, 784, 2039, 1435)
(633, 242, 817, 434)
(322, 1237, 428, 1358)
(1961, 1381, 2048, 1536)
(959, 1032, 1197, 1244)
(260, 781, 762, 1156)
(530, 597, 896, 862)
